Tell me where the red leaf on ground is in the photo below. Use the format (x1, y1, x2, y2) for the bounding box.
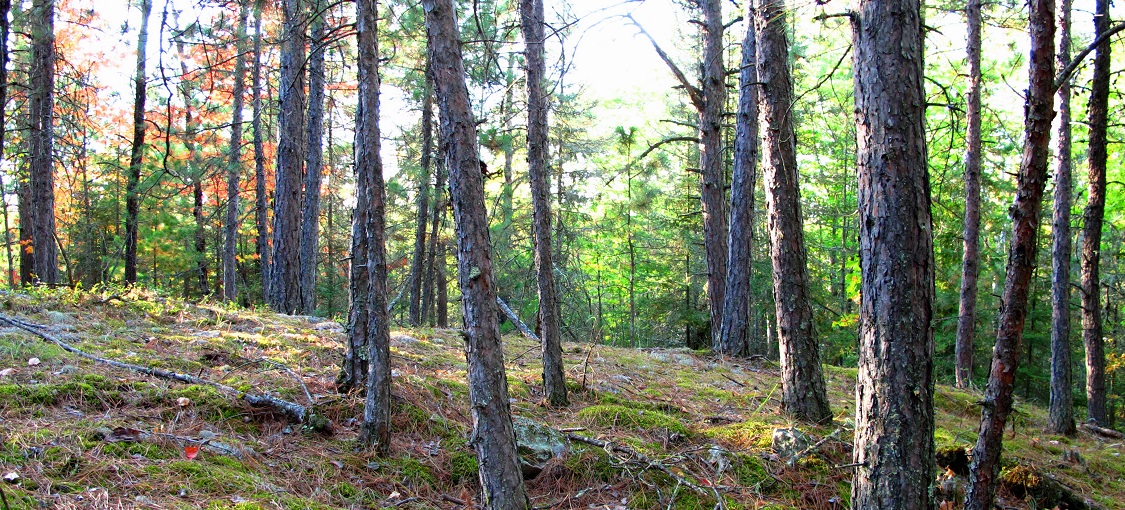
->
(184, 446, 200, 460)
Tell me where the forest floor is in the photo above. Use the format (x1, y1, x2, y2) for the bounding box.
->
(0, 288, 1122, 509)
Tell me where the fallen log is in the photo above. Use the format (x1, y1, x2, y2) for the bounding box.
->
(497, 297, 539, 342)
(0, 313, 331, 433)
(1080, 421, 1125, 439)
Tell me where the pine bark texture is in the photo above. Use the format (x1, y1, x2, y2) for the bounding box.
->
(269, 0, 307, 314)
(124, 0, 151, 286)
(1048, 0, 1076, 436)
(1081, 0, 1110, 426)
(521, 0, 567, 407)
(955, 0, 983, 389)
(0, 0, 9, 287)
(964, 0, 1055, 505)
(849, 0, 936, 504)
(756, 0, 831, 424)
(699, 0, 728, 350)
(718, 2, 758, 359)
(252, 4, 269, 301)
(299, 2, 327, 314)
(223, 1, 249, 302)
(356, 0, 392, 452)
(423, 0, 530, 506)
(28, 0, 57, 285)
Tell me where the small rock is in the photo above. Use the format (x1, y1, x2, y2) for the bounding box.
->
(177, 397, 192, 407)
(391, 334, 419, 346)
(312, 321, 344, 332)
(0, 368, 15, 377)
(282, 425, 293, 435)
(27, 357, 41, 366)
(771, 428, 810, 460)
(55, 364, 79, 375)
(2, 471, 18, 483)
(192, 330, 221, 339)
(512, 416, 567, 480)
(46, 311, 73, 324)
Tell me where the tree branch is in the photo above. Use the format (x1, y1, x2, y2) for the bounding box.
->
(638, 136, 701, 161)
(1054, 21, 1125, 91)
(626, 14, 703, 109)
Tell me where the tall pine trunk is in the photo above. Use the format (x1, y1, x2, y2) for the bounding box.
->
(699, 0, 727, 349)
(408, 73, 433, 327)
(1081, 0, 1110, 426)
(269, 0, 307, 313)
(424, 0, 529, 505)
(521, 0, 567, 407)
(1048, 0, 1076, 436)
(124, 0, 151, 286)
(28, 0, 56, 285)
(955, 0, 983, 389)
(252, 4, 269, 302)
(223, 0, 249, 303)
(964, 0, 1055, 504)
(0, 0, 11, 288)
(719, 0, 758, 359)
(299, 1, 327, 314)
(849, 0, 935, 504)
(756, 0, 831, 424)
(356, 0, 392, 453)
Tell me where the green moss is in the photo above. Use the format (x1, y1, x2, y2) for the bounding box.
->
(102, 441, 178, 460)
(378, 457, 437, 486)
(564, 447, 617, 483)
(731, 454, 776, 493)
(447, 449, 479, 485)
(702, 421, 774, 449)
(577, 404, 688, 435)
(167, 385, 244, 421)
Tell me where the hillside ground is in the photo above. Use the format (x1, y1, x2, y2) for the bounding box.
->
(0, 288, 1122, 509)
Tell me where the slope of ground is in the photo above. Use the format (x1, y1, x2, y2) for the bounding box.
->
(0, 288, 1121, 509)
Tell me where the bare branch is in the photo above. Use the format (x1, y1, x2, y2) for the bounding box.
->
(1054, 21, 1125, 91)
(626, 14, 703, 108)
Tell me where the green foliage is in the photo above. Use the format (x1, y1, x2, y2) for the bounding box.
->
(577, 404, 689, 436)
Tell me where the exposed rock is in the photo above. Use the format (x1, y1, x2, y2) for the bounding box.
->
(45, 311, 73, 324)
(391, 334, 419, 347)
(312, 321, 344, 332)
(512, 416, 567, 480)
(771, 427, 810, 460)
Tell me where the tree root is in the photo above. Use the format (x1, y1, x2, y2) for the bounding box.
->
(0, 313, 331, 433)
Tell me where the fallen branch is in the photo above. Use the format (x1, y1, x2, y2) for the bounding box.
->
(1080, 421, 1125, 439)
(566, 433, 711, 495)
(497, 297, 539, 342)
(0, 314, 331, 432)
(787, 428, 843, 467)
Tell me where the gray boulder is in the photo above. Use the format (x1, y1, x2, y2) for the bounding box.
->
(512, 416, 567, 479)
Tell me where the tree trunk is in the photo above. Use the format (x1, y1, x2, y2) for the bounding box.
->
(299, 1, 326, 314)
(423, 0, 529, 506)
(269, 0, 307, 314)
(28, 0, 56, 286)
(223, 0, 249, 303)
(356, 0, 392, 454)
(756, 0, 831, 424)
(176, 38, 208, 297)
(718, 1, 758, 359)
(408, 71, 433, 326)
(521, 0, 567, 407)
(1081, 0, 1110, 427)
(0, 0, 11, 287)
(955, 0, 983, 389)
(849, 0, 935, 504)
(124, 0, 151, 287)
(423, 118, 445, 327)
(964, 0, 1055, 505)
(252, 3, 269, 302)
(341, 127, 371, 392)
(1048, 0, 1076, 436)
(700, 0, 727, 350)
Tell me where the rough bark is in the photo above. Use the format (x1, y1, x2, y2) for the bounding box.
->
(269, 0, 307, 314)
(28, 0, 57, 286)
(408, 76, 433, 327)
(955, 0, 983, 389)
(124, 0, 151, 286)
(699, 0, 728, 350)
(177, 39, 208, 297)
(521, 0, 567, 407)
(1048, 0, 1076, 436)
(223, 0, 249, 303)
(0, 0, 11, 287)
(849, 0, 936, 504)
(252, 3, 269, 301)
(341, 127, 371, 392)
(424, 0, 530, 506)
(299, 1, 327, 314)
(356, 0, 392, 453)
(718, 1, 758, 359)
(964, 0, 1055, 505)
(1081, 0, 1109, 427)
(756, 0, 831, 424)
